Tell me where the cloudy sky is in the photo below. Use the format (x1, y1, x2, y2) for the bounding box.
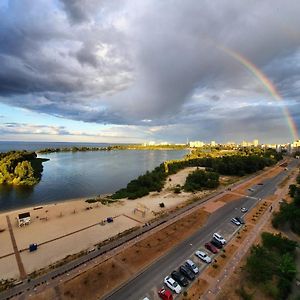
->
(0, 0, 300, 144)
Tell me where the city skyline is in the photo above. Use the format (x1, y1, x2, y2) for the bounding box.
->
(0, 1, 300, 144)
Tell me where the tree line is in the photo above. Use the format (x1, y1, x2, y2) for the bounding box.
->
(112, 151, 281, 200)
(272, 169, 300, 235)
(244, 232, 297, 299)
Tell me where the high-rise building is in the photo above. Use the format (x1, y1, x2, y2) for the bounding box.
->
(211, 141, 216, 147)
(253, 139, 259, 147)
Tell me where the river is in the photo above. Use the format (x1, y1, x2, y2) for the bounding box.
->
(0, 149, 187, 211)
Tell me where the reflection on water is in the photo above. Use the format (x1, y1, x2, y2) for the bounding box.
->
(0, 150, 186, 212)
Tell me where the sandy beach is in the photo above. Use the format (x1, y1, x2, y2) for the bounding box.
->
(0, 167, 208, 280)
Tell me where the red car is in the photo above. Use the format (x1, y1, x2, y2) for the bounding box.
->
(158, 287, 173, 300)
(205, 242, 218, 254)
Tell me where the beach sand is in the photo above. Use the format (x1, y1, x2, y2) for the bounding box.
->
(0, 166, 202, 280)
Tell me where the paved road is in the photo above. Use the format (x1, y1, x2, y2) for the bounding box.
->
(105, 159, 299, 300)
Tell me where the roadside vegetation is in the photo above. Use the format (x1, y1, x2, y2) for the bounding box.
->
(272, 169, 300, 235)
(184, 169, 219, 191)
(0, 151, 47, 186)
(243, 232, 298, 299)
(112, 149, 282, 199)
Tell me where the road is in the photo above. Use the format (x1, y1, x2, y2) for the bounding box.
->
(105, 159, 299, 300)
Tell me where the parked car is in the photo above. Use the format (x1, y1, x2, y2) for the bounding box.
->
(211, 238, 223, 249)
(185, 259, 199, 274)
(164, 276, 181, 294)
(248, 188, 254, 192)
(213, 233, 226, 244)
(204, 242, 218, 254)
(241, 207, 248, 213)
(235, 216, 245, 224)
(171, 270, 189, 287)
(158, 287, 173, 300)
(195, 250, 212, 263)
(231, 217, 241, 226)
(257, 182, 264, 185)
(179, 265, 195, 280)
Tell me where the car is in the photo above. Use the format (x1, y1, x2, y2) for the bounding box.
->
(143, 298, 151, 300)
(158, 287, 173, 300)
(235, 216, 245, 224)
(179, 265, 195, 280)
(213, 233, 226, 244)
(195, 250, 212, 263)
(204, 242, 218, 254)
(231, 217, 241, 226)
(211, 238, 223, 249)
(248, 188, 254, 192)
(171, 270, 189, 287)
(185, 259, 199, 274)
(241, 207, 248, 213)
(164, 276, 182, 294)
(257, 182, 264, 185)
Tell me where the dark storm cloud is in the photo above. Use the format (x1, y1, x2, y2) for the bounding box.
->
(0, 0, 300, 141)
(60, 0, 90, 24)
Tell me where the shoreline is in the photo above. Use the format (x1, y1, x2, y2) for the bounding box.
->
(0, 193, 110, 216)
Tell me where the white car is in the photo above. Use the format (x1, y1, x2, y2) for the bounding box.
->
(195, 250, 212, 263)
(164, 276, 181, 294)
(185, 259, 199, 274)
(213, 233, 226, 244)
(231, 217, 241, 226)
(241, 207, 248, 213)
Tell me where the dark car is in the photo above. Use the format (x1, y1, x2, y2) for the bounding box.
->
(211, 238, 223, 249)
(205, 242, 218, 254)
(179, 265, 195, 281)
(171, 270, 189, 287)
(235, 216, 245, 224)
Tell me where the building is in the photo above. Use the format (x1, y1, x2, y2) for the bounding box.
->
(253, 139, 259, 147)
(211, 141, 216, 147)
(288, 140, 300, 154)
(17, 212, 31, 227)
(189, 141, 204, 148)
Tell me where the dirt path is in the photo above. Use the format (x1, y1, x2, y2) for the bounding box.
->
(6, 215, 27, 280)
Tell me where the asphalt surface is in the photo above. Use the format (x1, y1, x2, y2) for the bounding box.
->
(105, 159, 299, 300)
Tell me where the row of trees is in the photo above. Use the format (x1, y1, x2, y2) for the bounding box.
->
(112, 150, 281, 200)
(245, 232, 298, 299)
(272, 170, 300, 235)
(167, 152, 279, 176)
(0, 151, 46, 186)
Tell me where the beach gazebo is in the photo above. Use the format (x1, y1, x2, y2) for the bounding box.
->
(17, 212, 31, 227)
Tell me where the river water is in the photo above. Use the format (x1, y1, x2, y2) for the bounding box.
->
(0, 149, 187, 212)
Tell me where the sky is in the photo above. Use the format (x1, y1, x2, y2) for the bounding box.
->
(0, 0, 300, 144)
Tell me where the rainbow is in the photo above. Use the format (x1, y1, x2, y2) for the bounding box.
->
(219, 46, 299, 141)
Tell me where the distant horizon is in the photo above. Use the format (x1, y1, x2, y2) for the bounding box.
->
(0, 138, 297, 146)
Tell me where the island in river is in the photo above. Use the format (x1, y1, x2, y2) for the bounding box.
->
(0, 151, 48, 186)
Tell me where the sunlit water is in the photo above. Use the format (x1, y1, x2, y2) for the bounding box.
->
(0, 149, 187, 211)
